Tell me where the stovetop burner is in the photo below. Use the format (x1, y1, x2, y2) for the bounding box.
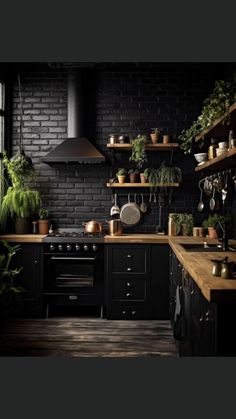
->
(43, 228, 105, 243)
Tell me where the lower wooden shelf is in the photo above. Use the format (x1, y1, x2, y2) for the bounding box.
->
(106, 182, 180, 188)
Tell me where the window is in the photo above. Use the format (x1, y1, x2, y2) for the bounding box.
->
(0, 80, 5, 200)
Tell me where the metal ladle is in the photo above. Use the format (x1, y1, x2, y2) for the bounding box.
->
(209, 187, 216, 210)
(197, 180, 204, 212)
(140, 193, 148, 213)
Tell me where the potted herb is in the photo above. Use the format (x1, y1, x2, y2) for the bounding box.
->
(150, 128, 161, 144)
(129, 135, 147, 170)
(140, 168, 150, 184)
(202, 213, 226, 239)
(116, 168, 127, 184)
(38, 208, 50, 235)
(171, 213, 194, 236)
(0, 240, 24, 329)
(0, 152, 41, 234)
(178, 78, 236, 154)
(128, 169, 139, 183)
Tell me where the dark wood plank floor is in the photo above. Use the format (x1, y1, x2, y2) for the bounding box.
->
(0, 318, 177, 357)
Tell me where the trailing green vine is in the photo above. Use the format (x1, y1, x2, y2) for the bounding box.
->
(178, 78, 236, 154)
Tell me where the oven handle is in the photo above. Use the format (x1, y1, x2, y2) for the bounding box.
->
(50, 257, 96, 261)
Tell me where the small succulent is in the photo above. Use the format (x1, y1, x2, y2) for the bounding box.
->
(38, 208, 49, 220)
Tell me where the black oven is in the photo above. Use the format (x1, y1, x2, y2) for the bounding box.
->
(43, 242, 104, 317)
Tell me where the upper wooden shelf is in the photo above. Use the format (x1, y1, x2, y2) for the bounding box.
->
(195, 147, 236, 172)
(107, 143, 179, 150)
(195, 102, 236, 142)
(106, 182, 180, 188)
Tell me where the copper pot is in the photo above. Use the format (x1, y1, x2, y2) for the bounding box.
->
(107, 219, 123, 236)
(83, 220, 103, 233)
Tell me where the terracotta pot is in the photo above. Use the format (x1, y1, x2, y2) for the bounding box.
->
(129, 173, 139, 183)
(117, 175, 126, 184)
(15, 217, 31, 234)
(140, 173, 148, 183)
(38, 219, 50, 235)
(163, 135, 170, 144)
(150, 133, 160, 144)
(208, 227, 218, 239)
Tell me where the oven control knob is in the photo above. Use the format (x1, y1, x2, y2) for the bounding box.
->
(49, 244, 55, 251)
(83, 244, 89, 252)
(58, 244, 63, 251)
(92, 244, 98, 252)
(66, 244, 72, 251)
(75, 244, 80, 251)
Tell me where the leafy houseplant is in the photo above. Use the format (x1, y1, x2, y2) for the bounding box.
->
(38, 208, 50, 235)
(129, 135, 148, 170)
(0, 152, 41, 234)
(202, 213, 226, 238)
(178, 78, 236, 154)
(147, 162, 182, 191)
(171, 213, 194, 236)
(116, 168, 127, 184)
(128, 169, 139, 183)
(140, 168, 149, 183)
(0, 240, 24, 326)
(150, 128, 161, 144)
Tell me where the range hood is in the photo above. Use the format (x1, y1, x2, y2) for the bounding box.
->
(42, 69, 105, 164)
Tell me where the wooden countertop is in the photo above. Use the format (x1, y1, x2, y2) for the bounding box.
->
(104, 234, 169, 243)
(0, 234, 47, 243)
(168, 237, 236, 303)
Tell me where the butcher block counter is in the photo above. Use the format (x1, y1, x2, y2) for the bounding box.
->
(104, 234, 169, 243)
(0, 234, 46, 243)
(168, 236, 236, 302)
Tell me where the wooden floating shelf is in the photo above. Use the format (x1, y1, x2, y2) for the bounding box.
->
(195, 147, 236, 172)
(107, 143, 179, 150)
(106, 182, 180, 188)
(195, 102, 236, 142)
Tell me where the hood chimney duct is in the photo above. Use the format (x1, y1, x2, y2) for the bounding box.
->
(68, 69, 85, 138)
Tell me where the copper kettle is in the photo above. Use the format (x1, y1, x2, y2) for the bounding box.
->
(83, 220, 103, 234)
(107, 219, 123, 236)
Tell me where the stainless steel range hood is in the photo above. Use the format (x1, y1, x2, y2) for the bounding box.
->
(42, 69, 105, 164)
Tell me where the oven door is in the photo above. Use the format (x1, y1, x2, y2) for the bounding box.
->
(44, 253, 104, 305)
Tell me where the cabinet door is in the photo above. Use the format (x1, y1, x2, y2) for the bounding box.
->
(109, 246, 148, 275)
(11, 244, 43, 317)
(151, 245, 169, 319)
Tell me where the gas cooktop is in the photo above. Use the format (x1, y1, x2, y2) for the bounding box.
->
(43, 228, 105, 243)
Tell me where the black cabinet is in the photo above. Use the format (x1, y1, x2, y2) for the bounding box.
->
(11, 243, 43, 317)
(105, 244, 169, 320)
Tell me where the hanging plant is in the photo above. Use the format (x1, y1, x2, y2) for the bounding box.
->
(129, 135, 148, 169)
(178, 78, 236, 154)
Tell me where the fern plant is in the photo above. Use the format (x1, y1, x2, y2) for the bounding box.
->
(0, 152, 41, 228)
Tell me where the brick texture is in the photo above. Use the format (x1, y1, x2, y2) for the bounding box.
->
(10, 63, 236, 233)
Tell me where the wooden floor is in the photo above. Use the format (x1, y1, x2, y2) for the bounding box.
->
(0, 317, 177, 357)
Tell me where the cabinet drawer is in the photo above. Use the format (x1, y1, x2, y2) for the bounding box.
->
(112, 278, 146, 301)
(110, 247, 147, 274)
(106, 305, 152, 320)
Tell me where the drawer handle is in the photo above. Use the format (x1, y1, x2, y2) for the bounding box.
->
(122, 310, 126, 315)
(126, 282, 131, 287)
(126, 267, 132, 272)
(190, 290, 194, 295)
(126, 254, 132, 259)
(69, 295, 78, 301)
(199, 315, 204, 322)
(131, 310, 136, 315)
(126, 293, 131, 297)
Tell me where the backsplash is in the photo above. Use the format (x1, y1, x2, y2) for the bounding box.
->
(10, 62, 236, 233)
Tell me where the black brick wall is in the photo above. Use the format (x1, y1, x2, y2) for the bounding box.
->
(10, 63, 236, 233)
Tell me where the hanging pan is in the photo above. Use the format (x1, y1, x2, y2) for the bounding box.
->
(120, 194, 142, 226)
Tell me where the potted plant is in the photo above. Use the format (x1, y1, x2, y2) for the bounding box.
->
(116, 168, 127, 184)
(147, 162, 182, 191)
(178, 78, 236, 154)
(0, 240, 24, 329)
(150, 128, 161, 144)
(171, 213, 194, 236)
(0, 152, 41, 234)
(129, 135, 147, 170)
(202, 213, 226, 239)
(140, 168, 150, 184)
(128, 169, 139, 183)
(38, 208, 50, 235)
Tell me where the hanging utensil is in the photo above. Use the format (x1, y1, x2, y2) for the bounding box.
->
(222, 171, 228, 207)
(149, 192, 152, 203)
(156, 194, 165, 234)
(209, 187, 216, 210)
(197, 179, 204, 212)
(120, 193, 142, 226)
(110, 193, 120, 216)
(140, 193, 148, 213)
